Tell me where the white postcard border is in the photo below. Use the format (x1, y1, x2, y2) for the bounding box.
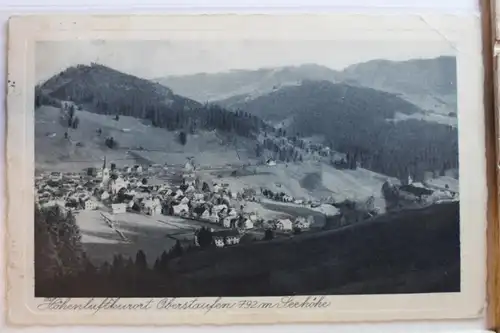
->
(6, 14, 487, 325)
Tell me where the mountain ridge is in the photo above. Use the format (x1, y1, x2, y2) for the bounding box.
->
(155, 56, 457, 117)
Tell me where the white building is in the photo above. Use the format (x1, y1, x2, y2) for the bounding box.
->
(213, 204, 228, 214)
(314, 204, 340, 217)
(111, 177, 128, 195)
(208, 213, 220, 224)
(143, 198, 162, 216)
(174, 189, 184, 199)
(173, 204, 189, 216)
(112, 203, 127, 214)
(84, 199, 97, 210)
(276, 218, 293, 231)
(266, 159, 277, 166)
(185, 185, 196, 193)
(101, 191, 110, 201)
(211, 230, 240, 248)
(184, 161, 194, 172)
(102, 167, 110, 182)
(201, 209, 211, 221)
(222, 217, 232, 228)
(295, 216, 311, 229)
(242, 219, 254, 230)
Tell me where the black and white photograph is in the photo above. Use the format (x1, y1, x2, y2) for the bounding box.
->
(33, 38, 461, 298)
(5, 14, 488, 325)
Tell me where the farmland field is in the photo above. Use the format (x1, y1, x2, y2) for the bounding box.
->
(76, 210, 226, 265)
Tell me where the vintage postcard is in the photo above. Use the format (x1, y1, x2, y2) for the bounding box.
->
(6, 14, 488, 325)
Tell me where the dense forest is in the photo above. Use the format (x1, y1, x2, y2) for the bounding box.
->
(37, 63, 271, 139)
(290, 100, 458, 181)
(222, 80, 458, 181)
(220, 80, 423, 122)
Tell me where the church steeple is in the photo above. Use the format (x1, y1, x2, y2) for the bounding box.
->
(103, 156, 107, 170)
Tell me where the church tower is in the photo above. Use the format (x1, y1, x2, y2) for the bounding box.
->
(101, 156, 110, 183)
(407, 174, 413, 185)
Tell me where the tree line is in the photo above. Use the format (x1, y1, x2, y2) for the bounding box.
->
(288, 93, 459, 181)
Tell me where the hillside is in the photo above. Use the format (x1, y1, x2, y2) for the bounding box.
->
(338, 56, 457, 115)
(155, 64, 339, 103)
(36, 105, 395, 214)
(37, 63, 270, 140)
(35, 106, 256, 172)
(149, 201, 459, 296)
(41, 63, 199, 112)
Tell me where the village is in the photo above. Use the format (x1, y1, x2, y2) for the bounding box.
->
(36, 154, 459, 254)
(34, 157, 328, 253)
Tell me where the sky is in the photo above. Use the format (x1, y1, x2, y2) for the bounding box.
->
(35, 40, 455, 83)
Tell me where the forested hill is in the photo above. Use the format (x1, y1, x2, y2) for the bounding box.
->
(220, 80, 424, 122)
(227, 80, 458, 181)
(36, 63, 270, 138)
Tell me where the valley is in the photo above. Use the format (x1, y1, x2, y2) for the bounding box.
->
(34, 57, 460, 297)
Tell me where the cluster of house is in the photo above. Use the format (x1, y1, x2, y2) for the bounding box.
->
(35, 159, 322, 250)
(159, 165, 313, 234)
(398, 175, 458, 203)
(35, 171, 100, 210)
(35, 161, 165, 213)
(194, 215, 314, 248)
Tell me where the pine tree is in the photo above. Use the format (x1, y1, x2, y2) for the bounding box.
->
(178, 131, 187, 146)
(171, 240, 184, 257)
(135, 250, 148, 271)
(264, 229, 274, 241)
(153, 258, 161, 272)
(34, 204, 61, 282)
(111, 254, 125, 276)
(72, 117, 80, 129)
(43, 206, 84, 277)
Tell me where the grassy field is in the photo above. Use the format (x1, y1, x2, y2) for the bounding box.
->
(199, 161, 394, 212)
(76, 210, 218, 265)
(35, 106, 251, 171)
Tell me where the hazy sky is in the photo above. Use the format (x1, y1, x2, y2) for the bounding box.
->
(36, 40, 454, 83)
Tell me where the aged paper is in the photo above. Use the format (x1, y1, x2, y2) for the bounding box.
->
(6, 14, 487, 325)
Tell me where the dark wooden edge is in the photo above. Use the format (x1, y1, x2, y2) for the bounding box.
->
(484, 0, 500, 330)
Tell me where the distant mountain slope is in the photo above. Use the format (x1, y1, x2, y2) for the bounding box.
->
(155, 56, 456, 117)
(154, 64, 340, 103)
(219, 80, 423, 122)
(162, 201, 460, 296)
(37, 63, 270, 139)
(337, 56, 457, 115)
